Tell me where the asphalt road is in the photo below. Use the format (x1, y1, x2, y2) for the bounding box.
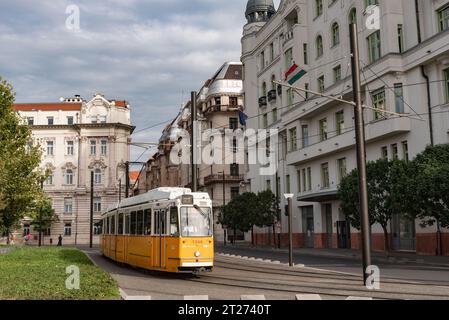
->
(84, 248, 449, 300)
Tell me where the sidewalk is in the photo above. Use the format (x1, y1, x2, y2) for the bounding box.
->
(215, 242, 449, 267)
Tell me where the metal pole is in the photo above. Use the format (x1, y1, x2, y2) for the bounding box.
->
(118, 179, 122, 203)
(90, 171, 94, 249)
(191, 91, 198, 192)
(288, 197, 293, 267)
(350, 23, 372, 284)
(223, 171, 226, 247)
(39, 180, 44, 247)
(125, 161, 130, 198)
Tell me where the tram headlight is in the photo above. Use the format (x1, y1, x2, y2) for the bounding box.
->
(194, 251, 201, 257)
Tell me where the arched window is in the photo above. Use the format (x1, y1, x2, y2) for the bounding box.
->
(262, 82, 267, 96)
(349, 8, 357, 25)
(316, 35, 323, 58)
(332, 22, 340, 47)
(66, 169, 74, 185)
(94, 169, 102, 184)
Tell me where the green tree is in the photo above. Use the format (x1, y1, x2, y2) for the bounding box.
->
(338, 159, 408, 253)
(0, 77, 45, 244)
(30, 197, 59, 244)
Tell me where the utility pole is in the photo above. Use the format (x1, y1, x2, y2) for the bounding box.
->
(38, 179, 44, 247)
(89, 171, 94, 249)
(118, 179, 122, 203)
(190, 91, 198, 192)
(125, 161, 130, 198)
(284, 194, 294, 267)
(222, 171, 226, 246)
(350, 23, 372, 284)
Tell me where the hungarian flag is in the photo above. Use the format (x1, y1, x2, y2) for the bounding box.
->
(285, 63, 307, 85)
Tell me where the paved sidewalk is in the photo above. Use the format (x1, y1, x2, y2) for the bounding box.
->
(215, 243, 449, 267)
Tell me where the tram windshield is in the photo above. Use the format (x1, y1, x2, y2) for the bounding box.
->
(180, 206, 212, 237)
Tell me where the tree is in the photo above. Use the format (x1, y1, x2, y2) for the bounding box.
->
(338, 159, 408, 253)
(0, 77, 45, 244)
(30, 196, 59, 244)
(255, 190, 280, 245)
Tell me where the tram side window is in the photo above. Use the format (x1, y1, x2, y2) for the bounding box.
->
(170, 207, 179, 236)
(137, 210, 144, 235)
(154, 211, 160, 235)
(144, 209, 152, 235)
(106, 217, 110, 235)
(130, 211, 137, 235)
(124, 214, 130, 235)
(111, 215, 116, 235)
(161, 210, 167, 235)
(118, 213, 124, 235)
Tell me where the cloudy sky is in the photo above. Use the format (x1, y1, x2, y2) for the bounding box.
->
(0, 0, 280, 167)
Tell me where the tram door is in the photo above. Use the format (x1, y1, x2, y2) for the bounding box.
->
(153, 210, 167, 269)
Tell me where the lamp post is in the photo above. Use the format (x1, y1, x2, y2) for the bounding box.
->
(218, 171, 227, 246)
(284, 193, 294, 267)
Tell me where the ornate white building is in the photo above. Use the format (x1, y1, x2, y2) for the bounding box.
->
(14, 94, 133, 245)
(242, 0, 449, 255)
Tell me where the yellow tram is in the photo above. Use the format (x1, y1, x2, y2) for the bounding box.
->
(100, 187, 214, 273)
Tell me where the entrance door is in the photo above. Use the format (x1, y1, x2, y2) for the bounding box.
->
(391, 214, 416, 251)
(324, 204, 333, 248)
(337, 221, 351, 249)
(153, 210, 165, 268)
(302, 206, 314, 248)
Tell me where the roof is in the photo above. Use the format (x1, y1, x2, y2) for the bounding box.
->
(13, 103, 82, 111)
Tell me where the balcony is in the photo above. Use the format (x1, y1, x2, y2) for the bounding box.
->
(258, 96, 267, 107)
(282, 29, 294, 47)
(287, 117, 411, 166)
(267, 90, 277, 102)
(204, 174, 244, 186)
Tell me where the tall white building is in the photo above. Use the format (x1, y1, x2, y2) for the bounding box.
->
(14, 94, 133, 245)
(242, 0, 449, 255)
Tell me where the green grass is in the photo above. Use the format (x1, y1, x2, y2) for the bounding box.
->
(0, 247, 120, 300)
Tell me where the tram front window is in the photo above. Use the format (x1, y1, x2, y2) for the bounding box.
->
(180, 207, 212, 237)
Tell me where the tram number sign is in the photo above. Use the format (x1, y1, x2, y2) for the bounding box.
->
(182, 195, 194, 205)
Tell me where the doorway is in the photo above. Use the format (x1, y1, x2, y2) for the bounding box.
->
(337, 221, 351, 249)
(391, 214, 416, 251)
(302, 206, 314, 248)
(323, 204, 333, 248)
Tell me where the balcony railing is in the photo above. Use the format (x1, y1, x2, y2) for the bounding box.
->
(258, 96, 267, 107)
(282, 29, 294, 46)
(267, 90, 277, 102)
(204, 174, 244, 186)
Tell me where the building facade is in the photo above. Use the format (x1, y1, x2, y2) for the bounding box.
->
(242, 0, 449, 255)
(137, 62, 248, 242)
(14, 94, 133, 245)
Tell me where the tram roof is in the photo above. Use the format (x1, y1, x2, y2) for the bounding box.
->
(102, 187, 210, 215)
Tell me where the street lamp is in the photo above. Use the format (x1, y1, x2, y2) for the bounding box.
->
(284, 193, 294, 267)
(218, 171, 227, 246)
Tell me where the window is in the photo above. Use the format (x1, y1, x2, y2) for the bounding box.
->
(315, 0, 323, 17)
(110, 215, 116, 234)
(297, 171, 302, 193)
(23, 224, 30, 236)
(349, 8, 357, 25)
(272, 108, 278, 123)
(317, 75, 325, 93)
(302, 169, 307, 192)
(169, 207, 178, 236)
(337, 158, 347, 183)
(262, 82, 267, 97)
(289, 127, 297, 152)
(130, 211, 137, 235)
(260, 51, 265, 69)
(232, 137, 238, 153)
(144, 209, 152, 235)
(65, 169, 74, 185)
(101, 140, 107, 155)
(269, 43, 274, 61)
(27, 117, 34, 125)
(394, 83, 404, 113)
(45, 173, 53, 185)
(391, 144, 399, 160)
(319, 118, 328, 141)
(47, 117, 54, 125)
(94, 169, 102, 184)
(94, 197, 102, 213)
(331, 23, 340, 47)
(136, 210, 144, 235)
(67, 116, 74, 125)
(438, 4, 449, 32)
(287, 88, 294, 106)
(336, 111, 345, 135)
(230, 163, 239, 177)
(64, 224, 72, 236)
(46, 141, 54, 156)
(90, 140, 97, 155)
(372, 89, 386, 120)
(333, 65, 341, 83)
(303, 43, 308, 65)
(229, 97, 238, 107)
(365, 0, 378, 7)
(307, 167, 312, 191)
(301, 125, 309, 148)
(367, 31, 381, 63)
(229, 117, 238, 130)
(321, 163, 330, 189)
(125, 214, 130, 234)
(231, 187, 240, 200)
(444, 68, 449, 103)
(316, 35, 323, 58)
(214, 96, 221, 107)
(284, 48, 293, 70)
(94, 222, 103, 235)
(398, 24, 404, 53)
(381, 146, 388, 159)
(286, 175, 291, 194)
(402, 141, 409, 162)
(64, 198, 73, 214)
(67, 141, 74, 156)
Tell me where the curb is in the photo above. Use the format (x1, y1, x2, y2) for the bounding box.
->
(119, 288, 152, 300)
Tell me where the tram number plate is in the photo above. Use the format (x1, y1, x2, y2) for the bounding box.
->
(192, 240, 203, 245)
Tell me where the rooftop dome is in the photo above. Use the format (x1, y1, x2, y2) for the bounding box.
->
(245, 0, 276, 24)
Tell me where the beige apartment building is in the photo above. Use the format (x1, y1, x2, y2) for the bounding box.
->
(137, 62, 248, 242)
(13, 94, 133, 245)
